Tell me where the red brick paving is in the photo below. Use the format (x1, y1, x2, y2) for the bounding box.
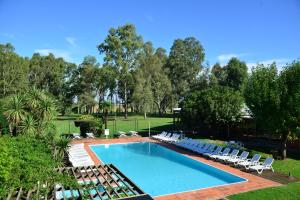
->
(71, 137, 281, 200)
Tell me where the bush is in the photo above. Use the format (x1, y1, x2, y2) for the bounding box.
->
(75, 115, 102, 136)
(0, 135, 77, 197)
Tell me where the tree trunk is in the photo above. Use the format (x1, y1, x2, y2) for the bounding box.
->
(144, 111, 147, 119)
(227, 124, 230, 138)
(104, 109, 108, 129)
(124, 82, 128, 119)
(281, 131, 290, 159)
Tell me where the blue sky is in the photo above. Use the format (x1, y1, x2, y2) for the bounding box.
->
(0, 0, 299, 68)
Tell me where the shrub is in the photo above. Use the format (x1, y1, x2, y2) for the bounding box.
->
(0, 135, 77, 197)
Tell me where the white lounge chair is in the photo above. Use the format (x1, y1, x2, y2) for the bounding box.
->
(226, 151, 249, 165)
(194, 143, 211, 154)
(159, 133, 172, 141)
(86, 132, 95, 138)
(153, 132, 167, 139)
(218, 149, 239, 162)
(211, 148, 231, 159)
(72, 133, 81, 139)
(118, 131, 127, 138)
(164, 134, 180, 142)
(129, 131, 140, 137)
(249, 157, 274, 174)
(190, 143, 204, 152)
(199, 144, 216, 155)
(238, 154, 261, 169)
(204, 146, 223, 157)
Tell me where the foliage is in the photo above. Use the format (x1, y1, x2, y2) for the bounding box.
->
(132, 42, 171, 116)
(221, 58, 248, 92)
(245, 61, 300, 158)
(244, 64, 279, 129)
(0, 43, 29, 97)
(0, 135, 78, 197)
(182, 85, 243, 134)
(2, 89, 57, 136)
(75, 115, 103, 136)
(98, 24, 143, 118)
(166, 37, 205, 103)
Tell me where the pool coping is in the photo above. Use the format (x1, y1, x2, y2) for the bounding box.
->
(71, 137, 282, 200)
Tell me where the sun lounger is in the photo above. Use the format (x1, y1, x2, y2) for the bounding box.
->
(152, 132, 167, 139)
(86, 132, 95, 138)
(226, 151, 249, 165)
(249, 157, 274, 174)
(194, 143, 211, 154)
(204, 146, 223, 157)
(72, 133, 81, 139)
(211, 148, 231, 159)
(218, 149, 239, 162)
(128, 131, 140, 137)
(190, 143, 204, 152)
(118, 131, 128, 138)
(159, 133, 172, 141)
(198, 144, 216, 155)
(164, 134, 180, 142)
(237, 154, 261, 169)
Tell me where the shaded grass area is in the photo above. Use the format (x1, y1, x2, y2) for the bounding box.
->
(107, 116, 173, 135)
(228, 182, 300, 200)
(54, 114, 173, 137)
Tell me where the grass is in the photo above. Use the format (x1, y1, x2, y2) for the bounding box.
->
(228, 182, 300, 200)
(107, 115, 173, 135)
(54, 114, 173, 137)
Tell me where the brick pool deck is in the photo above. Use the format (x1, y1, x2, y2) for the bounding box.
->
(71, 137, 281, 200)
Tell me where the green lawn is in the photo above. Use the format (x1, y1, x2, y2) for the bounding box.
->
(228, 182, 300, 200)
(107, 115, 173, 135)
(54, 114, 173, 137)
(54, 114, 80, 134)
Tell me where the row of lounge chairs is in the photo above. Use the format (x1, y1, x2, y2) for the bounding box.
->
(174, 138, 274, 174)
(118, 131, 140, 138)
(72, 132, 95, 139)
(68, 143, 94, 167)
(152, 132, 181, 142)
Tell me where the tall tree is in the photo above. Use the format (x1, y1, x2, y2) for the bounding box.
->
(166, 37, 205, 104)
(75, 56, 98, 113)
(222, 58, 248, 93)
(133, 42, 171, 115)
(245, 62, 300, 159)
(0, 43, 29, 97)
(98, 24, 143, 118)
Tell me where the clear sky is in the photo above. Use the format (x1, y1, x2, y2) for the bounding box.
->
(0, 0, 299, 68)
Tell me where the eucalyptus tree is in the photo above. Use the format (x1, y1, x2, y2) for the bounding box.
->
(98, 24, 143, 118)
(0, 43, 29, 97)
(166, 37, 205, 104)
(75, 56, 98, 113)
(133, 42, 171, 116)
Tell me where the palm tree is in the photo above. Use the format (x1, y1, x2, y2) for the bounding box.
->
(4, 95, 27, 136)
(20, 114, 37, 135)
(53, 137, 71, 161)
(26, 87, 44, 110)
(36, 95, 57, 122)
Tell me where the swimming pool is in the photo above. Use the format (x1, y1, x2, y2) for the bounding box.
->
(90, 142, 246, 197)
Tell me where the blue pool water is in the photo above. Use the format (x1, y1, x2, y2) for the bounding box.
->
(90, 142, 246, 197)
